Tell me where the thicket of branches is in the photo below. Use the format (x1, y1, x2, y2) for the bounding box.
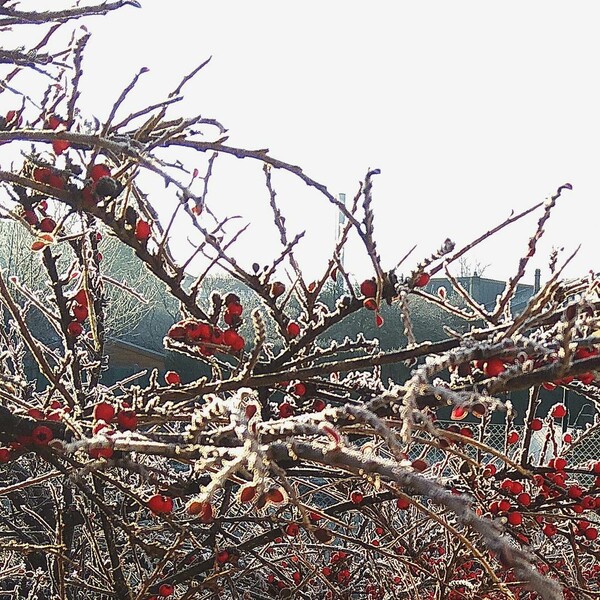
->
(1, 3, 600, 599)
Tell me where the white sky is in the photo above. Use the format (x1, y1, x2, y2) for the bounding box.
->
(8, 2, 600, 284)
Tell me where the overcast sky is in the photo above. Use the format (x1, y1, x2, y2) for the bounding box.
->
(18, 2, 600, 283)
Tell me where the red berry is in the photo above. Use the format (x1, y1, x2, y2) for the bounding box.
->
(226, 301, 243, 316)
(270, 281, 285, 298)
(293, 383, 306, 396)
(147, 494, 173, 515)
(223, 311, 238, 326)
(46, 174, 64, 189)
(450, 406, 467, 420)
(507, 430, 519, 444)
(239, 484, 257, 503)
(223, 329, 245, 351)
(285, 523, 299, 537)
(287, 322, 301, 337)
(158, 583, 174, 597)
(551, 403, 567, 419)
(117, 409, 138, 431)
(543, 523, 557, 537)
(216, 550, 230, 564)
(31, 425, 53, 445)
(28, 408, 45, 420)
(482, 464, 497, 477)
(47, 115, 63, 130)
(414, 272, 430, 287)
(312, 398, 326, 412)
(510, 481, 524, 495)
(578, 372, 595, 384)
(224, 293, 240, 305)
(0, 447, 12, 462)
(507, 511, 522, 526)
(167, 324, 186, 340)
(279, 402, 294, 418)
(581, 495, 596, 509)
(411, 459, 427, 472)
(586, 527, 598, 541)
(396, 497, 410, 510)
(517, 492, 531, 506)
(350, 490, 363, 504)
(52, 139, 70, 155)
(33, 167, 52, 183)
(72, 303, 88, 322)
(459, 426, 473, 438)
(360, 278, 377, 298)
(363, 297, 378, 311)
(563, 433, 573, 443)
(530, 418, 543, 431)
(187, 500, 214, 522)
(67, 320, 83, 337)
(483, 358, 506, 377)
(578, 519, 590, 531)
(90, 164, 111, 182)
(89, 446, 114, 459)
(265, 487, 286, 504)
(93, 402, 115, 422)
(72, 289, 88, 305)
(164, 371, 181, 385)
(39, 217, 56, 232)
(135, 220, 151, 242)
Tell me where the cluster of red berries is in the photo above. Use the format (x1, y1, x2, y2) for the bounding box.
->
(486, 456, 600, 538)
(360, 278, 378, 311)
(320, 550, 352, 586)
(439, 423, 474, 448)
(237, 484, 287, 508)
(223, 293, 243, 326)
(167, 317, 245, 355)
(90, 400, 137, 459)
(542, 346, 599, 389)
(32, 166, 65, 192)
(575, 519, 599, 541)
(469, 346, 599, 387)
(0, 401, 73, 462)
(66, 288, 89, 338)
(22, 182, 58, 234)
